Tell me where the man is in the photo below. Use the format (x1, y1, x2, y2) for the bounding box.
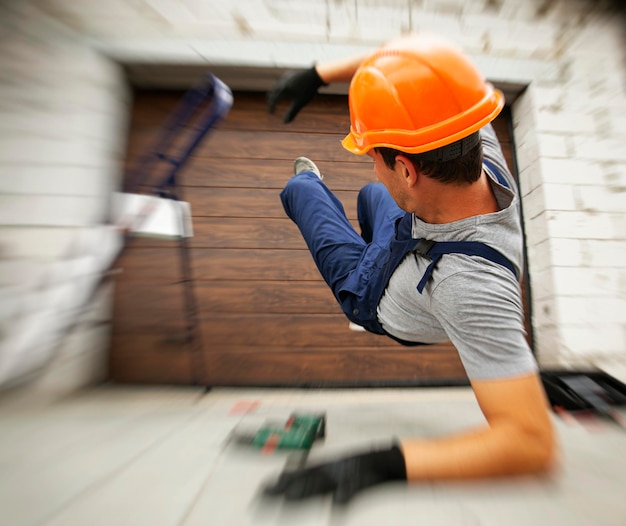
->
(265, 34, 556, 503)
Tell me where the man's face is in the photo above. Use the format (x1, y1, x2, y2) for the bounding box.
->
(366, 149, 411, 211)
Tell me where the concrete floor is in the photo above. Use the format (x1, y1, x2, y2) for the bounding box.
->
(1, 385, 625, 526)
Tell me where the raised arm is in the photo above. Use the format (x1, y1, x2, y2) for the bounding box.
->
(401, 372, 557, 479)
(269, 36, 425, 122)
(401, 268, 558, 480)
(264, 372, 557, 503)
(315, 53, 370, 84)
(267, 52, 370, 123)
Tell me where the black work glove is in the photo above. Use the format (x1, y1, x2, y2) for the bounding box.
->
(263, 444, 407, 504)
(267, 66, 327, 123)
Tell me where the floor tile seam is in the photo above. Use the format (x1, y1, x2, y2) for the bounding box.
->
(176, 422, 242, 526)
(36, 407, 208, 526)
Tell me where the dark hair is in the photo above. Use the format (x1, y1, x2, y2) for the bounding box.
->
(374, 138, 484, 185)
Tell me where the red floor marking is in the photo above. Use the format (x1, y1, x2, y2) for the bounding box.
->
(229, 400, 261, 415)
(261, 434, 280, 455)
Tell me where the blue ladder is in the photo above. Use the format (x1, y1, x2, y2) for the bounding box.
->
(124, 73, 233, 386)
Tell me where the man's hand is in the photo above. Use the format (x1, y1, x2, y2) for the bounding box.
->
(267, 67, 326, 123)
(263, 444, 406, 504)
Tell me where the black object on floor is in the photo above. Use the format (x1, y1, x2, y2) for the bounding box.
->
(541, 370, 626, 426)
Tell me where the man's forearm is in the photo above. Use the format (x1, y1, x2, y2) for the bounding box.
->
(401, 422, 555, 480)
(315, 54, 370, 84)
(315, 33, 415, 84)
(401, 374, 557, 480)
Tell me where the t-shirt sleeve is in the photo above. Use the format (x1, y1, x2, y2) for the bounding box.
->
(430, 265, 538, 380)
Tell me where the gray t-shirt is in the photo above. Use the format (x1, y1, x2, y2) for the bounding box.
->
(377, 124, 538, 380)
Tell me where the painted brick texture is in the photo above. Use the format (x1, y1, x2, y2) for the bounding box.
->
(0, 2, 128, 395)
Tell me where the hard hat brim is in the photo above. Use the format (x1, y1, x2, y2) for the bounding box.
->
(342, 87, 505, 156)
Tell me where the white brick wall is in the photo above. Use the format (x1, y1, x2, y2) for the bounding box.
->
(510, 3, 626, 370)
(4, 0, 625, 387)
(0, 2, 129, 398)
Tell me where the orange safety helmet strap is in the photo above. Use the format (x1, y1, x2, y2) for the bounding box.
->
(342, 35, 504, 156)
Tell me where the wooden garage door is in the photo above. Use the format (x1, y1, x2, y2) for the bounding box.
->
(110, 89, 525, 387)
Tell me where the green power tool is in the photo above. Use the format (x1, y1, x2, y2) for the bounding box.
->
(234, 413, 326, 452)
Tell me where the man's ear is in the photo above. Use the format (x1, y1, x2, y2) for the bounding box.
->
(395, 155, 418, 188)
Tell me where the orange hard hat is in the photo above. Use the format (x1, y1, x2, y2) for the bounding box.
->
(341, 34, 504, 155)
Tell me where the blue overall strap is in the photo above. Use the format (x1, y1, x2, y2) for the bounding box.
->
(483, 158, 510, 189)
(412, 158, 517, 293)
(415, 240, 518, 293)
(336, 211, 419, 337)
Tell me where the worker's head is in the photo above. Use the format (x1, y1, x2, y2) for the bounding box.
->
(342, 34, 503, 185)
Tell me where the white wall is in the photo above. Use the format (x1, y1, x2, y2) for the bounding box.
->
(0, 2, 129, 398)
(2, 0, 624, 395)
(511, 7, 626, 373)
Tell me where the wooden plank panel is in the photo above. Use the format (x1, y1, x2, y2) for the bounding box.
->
(201, 349, 466, 386)
(112, 311, 188, 335)
(109, 333, 193, 384)
(191, 217, 358, 249)
(126, 128, 365, 164)
(197, 313, 426, 348)
(192, 248, 321, 281)
(191, 218, 308, 249)
(197, 281, 336, 314)
(186, 188, 359, 219)
(111, 89, 523, 387)
(114, 282, 186, 313)
(113, 248, 182, 282)
(110, 340, 466, 385)
(179, 159, 377, 191)
(115, 280, 334, 314)
(114, 248, 322, 282)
